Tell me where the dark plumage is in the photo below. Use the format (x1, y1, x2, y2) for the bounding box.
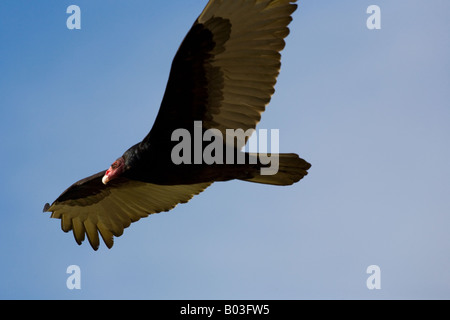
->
(44, 0, 311, 250)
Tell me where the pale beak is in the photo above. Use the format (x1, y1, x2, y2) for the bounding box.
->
(102, 174, 110, 185)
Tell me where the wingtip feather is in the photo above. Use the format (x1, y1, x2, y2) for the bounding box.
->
(43, 203, 51, 213)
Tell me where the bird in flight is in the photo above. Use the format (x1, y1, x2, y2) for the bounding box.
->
(44, 0, 311, 250)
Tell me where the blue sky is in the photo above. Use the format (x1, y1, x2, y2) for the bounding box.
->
(0, 0, 449, 299)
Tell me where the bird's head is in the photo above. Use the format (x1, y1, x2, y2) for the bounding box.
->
(102, 157, 125, 185)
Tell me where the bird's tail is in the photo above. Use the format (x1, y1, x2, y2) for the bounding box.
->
(241, 153, 311, 186)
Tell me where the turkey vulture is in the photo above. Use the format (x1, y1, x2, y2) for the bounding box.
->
(44, 0, 311, 250)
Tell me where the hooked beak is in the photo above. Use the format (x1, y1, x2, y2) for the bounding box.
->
(102, 169, 111, 185)
(102, 174, 110, 185)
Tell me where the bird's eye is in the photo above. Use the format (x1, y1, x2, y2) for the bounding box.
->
(111, 161, 119, 169)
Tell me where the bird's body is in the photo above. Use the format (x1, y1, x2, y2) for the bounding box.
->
(44, 0, 311, 250)
(115, 144, 255, 185)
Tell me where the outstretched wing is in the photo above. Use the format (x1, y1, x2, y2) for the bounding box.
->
(44, 172, 211, 250)
(146, 0, 298, 148)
